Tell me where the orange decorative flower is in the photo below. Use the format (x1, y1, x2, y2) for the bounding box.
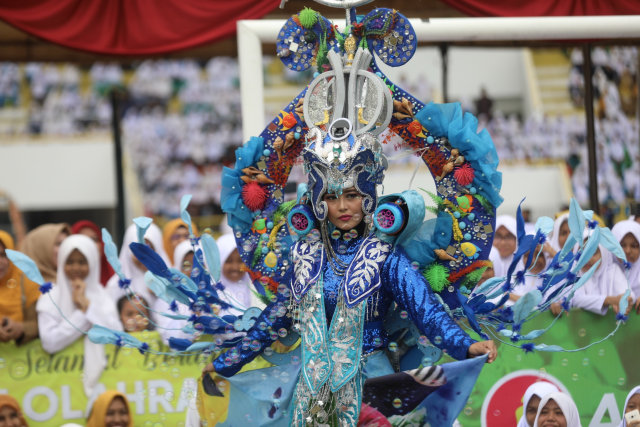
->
(407, 120, 425, 137)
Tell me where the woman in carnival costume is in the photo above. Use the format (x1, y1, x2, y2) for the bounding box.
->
(9, 2, 631, 426)
(205, 2, 503, 425)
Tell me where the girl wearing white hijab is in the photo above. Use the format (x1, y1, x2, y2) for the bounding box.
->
(215, 233, 266, 316)
(619, 386, 640, 427)
(153, 239, 195, 345)
(36, 234, 122, 398)
(490, 215, 518, 278)
(612, 220, 640, 308)
(517, 382, 560, 427)
(106, 223, 170, 307)
(549, 212, 570, 253)
(570, 243, 631, 316)
(534, 391, 582, 427)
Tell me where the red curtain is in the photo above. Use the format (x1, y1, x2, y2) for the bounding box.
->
(0, 0, 280, 55)
(440, 0, 640, 17)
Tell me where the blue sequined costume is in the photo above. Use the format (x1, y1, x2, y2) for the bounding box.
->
(213, 234, 473, 377)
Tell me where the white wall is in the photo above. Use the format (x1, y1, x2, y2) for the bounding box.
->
(0, 136, 116, 210)
(383, 161, 572, 222)
(376, 47, 527, 102)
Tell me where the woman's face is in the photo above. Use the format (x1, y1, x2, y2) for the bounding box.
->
(170, 225, 190, 255)
(621, 233, 640, 263)
(64, 249, 89, 281)
(493, 225, 516, 258)
(119, 299, 150, 332)
(626, 393, 640, 416)
(0, 242, 9, 280)
(53, 231, 69, 266)
(105, 396, 130, 427)
(0, 405, 21, 427)
(322, 187, 364, 231)
(180, 252, 194, 276)
(525, 395, 541, 427)
(222, 249, 245, 283)
(537, 399, 567, 427)
(558, 220, 570, 249)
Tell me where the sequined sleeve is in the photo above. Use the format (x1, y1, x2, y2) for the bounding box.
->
(382, 247, 475, 361)
(212, 294, 292, 377)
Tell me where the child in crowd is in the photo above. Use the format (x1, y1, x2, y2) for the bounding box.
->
(570, 242, 632, 316)
(0, 394, 29, 427)
(86, 390, 132, 427)
(620, 386, 640, 427)
(71, 220, 114, 286)
(490, 215, 517, 277)
(162, 218, 197, 265)
(215, 233, 266, 317)
(0, 230, 40, 345)
(518, 382, 560, 427)
(19, 223, 70, 283)
(612, 220, 640, 312)
(106, 223, 169, 307)
(534, 391, 581, 427)
(37, 234, 121, 397)
(117, 295, 152, 333)
(153, 239, 194, 345)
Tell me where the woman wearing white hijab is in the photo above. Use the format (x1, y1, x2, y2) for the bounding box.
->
(36, 234, 122, 398)
(106, 223, 170, 307)
(153, 239, 195, 345)
(549, 212, 570, 253)
(612, 220, 640, 308)
(215, 233, 265, 316)
(517, 382, 560, 427)
(570, 242, 631, 316)
(534, 391, 581, 427)
(490, 215, 518, 278)
(619, 386, 640, 427)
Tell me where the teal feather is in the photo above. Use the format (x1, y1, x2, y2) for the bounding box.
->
(568, 199, 585, 244)
(200, 233, 221, 282)
(511, 289, 542, 325)
(566, 260, 600, 300)
(534, 216, 554, 236)
(618, 289, 631, 315)
(102, 228, 125, 279)
(180, 194, 194, 236)
(186, 342, 215, 352)
(599, 227, 627, 261)
(572, 227, 600, 273)
(133, 217, 153, 244)
(5, 249, 44, 285)
(534, 344, 565, 352)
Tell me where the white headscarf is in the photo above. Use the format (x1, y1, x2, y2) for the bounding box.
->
(152, 239, 195, 345)
(534, 392, 581, 427)
(37, 234, 122, 398)
(612, 220, 640, 298)
(619, 386, 640, 427)
(173, 239, 194, 270)
(106, 223, 169, 305)
(571, 240, 629, 315)
(517, 382, 560, 427)
(490, 215, 517, 277)
(216, 233, 265, 316)
(549, 212, 570, 252)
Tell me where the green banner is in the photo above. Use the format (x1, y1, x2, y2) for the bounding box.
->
(456, 310, 640, 426)
(0, 311, 637, 426)
(0, 331, 204, 426)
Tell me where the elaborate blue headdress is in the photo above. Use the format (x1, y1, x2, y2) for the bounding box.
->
(301, 47, 390, 222)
